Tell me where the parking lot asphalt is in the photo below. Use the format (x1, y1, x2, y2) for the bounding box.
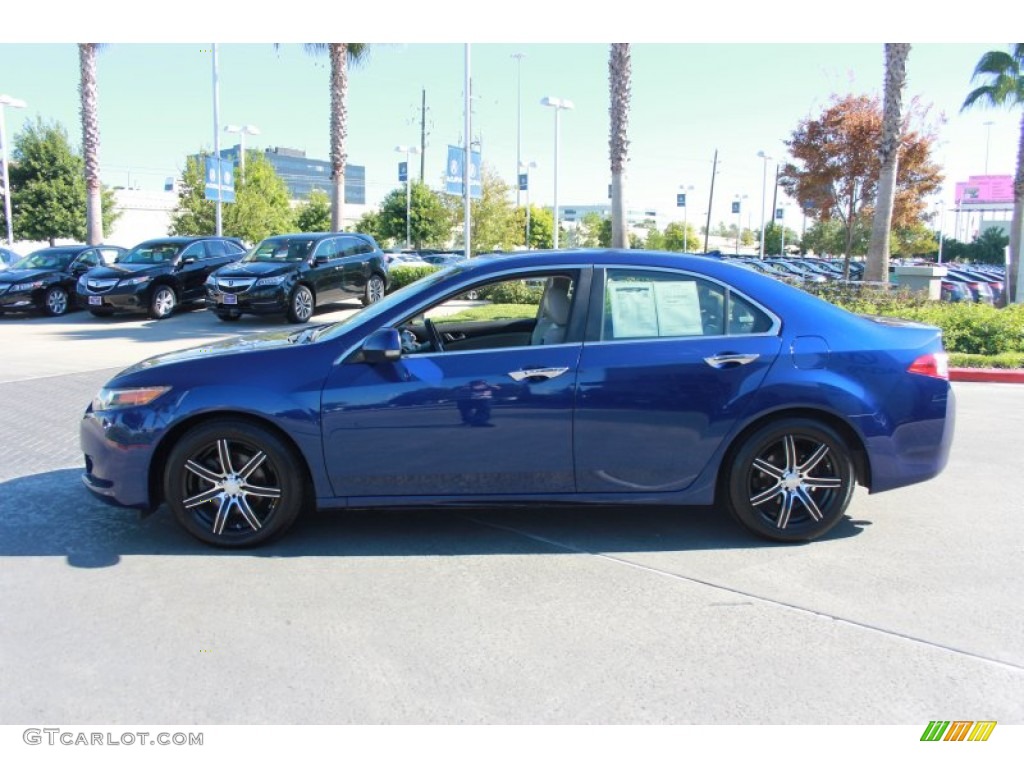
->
(0, 302, 1022, 724)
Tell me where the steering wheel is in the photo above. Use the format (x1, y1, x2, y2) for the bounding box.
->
(423, 318, 445, 353)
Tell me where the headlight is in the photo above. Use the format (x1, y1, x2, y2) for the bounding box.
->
(77, 275, 87, 287)
(119, 275, 150, 286)
(255, 275, 288, 287)
(91, 386, 171, 411)
(205, 275, 216, 285)
(12, 281, 44, 291)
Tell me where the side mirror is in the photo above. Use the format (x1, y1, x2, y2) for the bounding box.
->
(180, 256, 197, 266)
(313, 255, 329, 266)
(361, 328, 402, 364)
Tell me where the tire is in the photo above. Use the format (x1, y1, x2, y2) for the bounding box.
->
(148, 285, 177, 320)
(361, 274, 386, 306)
(216, 312, 241, 322)
(287, 285, 314, 323)
(163, 419, 308, 548)
(42, 285, 70, 316)
(725, 418, 855, 543)
(89, 307, 115, 318)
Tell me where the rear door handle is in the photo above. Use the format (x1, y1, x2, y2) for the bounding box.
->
(704, 353, 760, 368)
(507, 367, 570, 382)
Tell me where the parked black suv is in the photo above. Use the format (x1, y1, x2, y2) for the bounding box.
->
(77, 236, 247, 319)
(205, 232, 388, 323)
(0, 245, 127, 316)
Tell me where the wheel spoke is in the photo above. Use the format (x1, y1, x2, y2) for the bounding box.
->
(798, 443, 830, 475)
(184, 459, 222, 485)
(238, 451, 267, 481)
(216, 439, 235, 475)
(183, 487, 223, 509)
(750, 482, 783, 507)
(236, 496, 263, 532)
(776, 490, 795, 529)
(242, 483, 281, 500)
(752, 457, 785, 479)
(211, 497, 234, 535)
(782, 434, 798, 472)
(804, 475, 842, 490)
(795, 486, 824, 522)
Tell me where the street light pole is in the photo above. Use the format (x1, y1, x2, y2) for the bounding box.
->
(984, 120, 995, 173)
(0, 94, 27, 247)
(757, 150, 772, 258)
(212, 43, 223, 236)
(679, 184, 694, 252)
(395, 144, 421, 249)
(224, 124, 260, 182)
(521, 160, 537, 249)
(541, 96, 574, 249)
(512, 52, 525, 209)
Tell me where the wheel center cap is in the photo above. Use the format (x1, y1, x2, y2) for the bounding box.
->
(222, 477, 242, 496)
(782, 471, 802, 490)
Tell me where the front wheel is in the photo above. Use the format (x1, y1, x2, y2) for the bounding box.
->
(148, 285, 177, 320)
(287, 285, 314, 323)
(43, 286, 70, 316)
(163, 420, 308, 547)
(362, 274, 386, 306)
(726, 419, 855, 542)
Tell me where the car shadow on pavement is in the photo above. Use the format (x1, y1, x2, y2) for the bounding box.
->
(0, 469, 866, 568)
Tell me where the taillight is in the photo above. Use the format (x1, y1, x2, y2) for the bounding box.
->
(908, 352, 949, 380)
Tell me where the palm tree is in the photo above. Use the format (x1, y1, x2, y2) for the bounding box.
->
(962, 44, 1024, 305)
(79, 43, 105, 245)
(865, 43, 911, 284)
(303, 44, 369, 232)
(609, 43, 631, 249)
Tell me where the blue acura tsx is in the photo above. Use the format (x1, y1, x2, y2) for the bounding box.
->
(80, 250, 955, 547)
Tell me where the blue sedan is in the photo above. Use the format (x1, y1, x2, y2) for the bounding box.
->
(80, 250, 955, 547)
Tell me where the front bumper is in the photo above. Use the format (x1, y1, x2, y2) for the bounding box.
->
(77, 284, 149, 312)
(80, 406, 164, 510)
(206, 285, 289, 316)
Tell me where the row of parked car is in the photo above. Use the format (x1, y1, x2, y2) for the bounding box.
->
(0, 233, 391, 323)
(724, 255, 1006, 304)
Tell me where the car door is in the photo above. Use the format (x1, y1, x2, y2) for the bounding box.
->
(306, 237, 345, 304)
(573, 266, 783, 494)
(337, 235, 371, 298)
(320, 269, 588, 498)
(69, 249, 101, 290)
(175, 241, 211, 300)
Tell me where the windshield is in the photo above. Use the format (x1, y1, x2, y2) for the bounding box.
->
(13, 250, 77, 271)
(120, 243, 182, 265)
(316, 263, 465, 342)
(244, 238, 315, 263)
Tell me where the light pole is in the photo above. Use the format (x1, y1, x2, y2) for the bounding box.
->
(395, 144, 422, 249)
(984, 120, 995, 173)
(757, 150, 772, 258)
(224, 124, 260, 181)
(521, 160, 537, 249)
(0, 94, 27, 247)
(733, 195, 747, 254)
(511, 52, 525, 208)
(541, 96, 574, 249)
(679, 184, 694, 252)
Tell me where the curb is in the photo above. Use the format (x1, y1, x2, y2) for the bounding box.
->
(950, 368, 1024, 384)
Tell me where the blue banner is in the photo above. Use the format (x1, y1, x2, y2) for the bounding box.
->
(398, 161, 408, 183)
(445, 145, 481, 199)
(676, 193, 687, 207)
(518, 173, 528, 192)
(731, 201, 740, 214)
(204, 156, 235, 203)
(775, 208, 784, 220)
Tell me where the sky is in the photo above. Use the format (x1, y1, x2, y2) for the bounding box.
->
(1, 3, 1021, 236)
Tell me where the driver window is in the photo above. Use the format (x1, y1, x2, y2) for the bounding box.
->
(397, 273, 576, 355)
(180, 243, 206, 260)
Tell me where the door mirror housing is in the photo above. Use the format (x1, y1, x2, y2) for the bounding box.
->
(360, 328, 402, 363)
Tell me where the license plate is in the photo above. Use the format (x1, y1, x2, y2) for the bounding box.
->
(88, 296, 102, 306)
(223, 294, 237, 305)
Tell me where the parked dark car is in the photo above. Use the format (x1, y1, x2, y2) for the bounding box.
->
(205, 232, 388, 323)
(77, 236, 246, 319)
(81, 249, 955, 548)
(0, 244, 127, 316)
(0, 246, 23, 269)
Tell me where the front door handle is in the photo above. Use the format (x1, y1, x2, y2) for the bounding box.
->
(704, 353, 760, 369)
(507, 367, 570, 382)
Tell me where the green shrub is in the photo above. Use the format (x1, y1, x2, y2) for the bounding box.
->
(949, 352, 1024, 369)
(388, 265, 440, 291)
(483, 281, 543, 305)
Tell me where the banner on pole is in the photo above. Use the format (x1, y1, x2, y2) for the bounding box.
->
(445, 145, 481, 199)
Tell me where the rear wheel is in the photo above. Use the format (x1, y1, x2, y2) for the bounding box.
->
(163, 419, 307, 548)
(148, 285, 177, 320)
(726, 418, 855, 542)
(43, 286, 70, 316)
(287, 285, 314, 323)
(362, 274, 386, 306)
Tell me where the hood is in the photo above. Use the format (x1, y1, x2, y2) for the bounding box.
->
(121, 327, 323, 373)
(0, 267, 60, 283)
(86, 262, 171, 279)
(214, 261, 298, 278)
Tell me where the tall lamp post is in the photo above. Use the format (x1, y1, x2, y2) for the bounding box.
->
(678, 184, 694, 252)
(395, 144, 422, 249)
(757, 150, 772, 258)
(520, 160, 537, 248)
(0, 94, 27, 247)
(511, 52, 525, 208)
(733, 195, 747, 254)
(540, 96, 574, 249)
(223, 124, 260, 181)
